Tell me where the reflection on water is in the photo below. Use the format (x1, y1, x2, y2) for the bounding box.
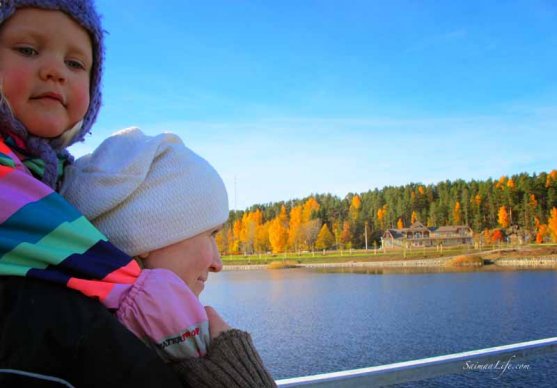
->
(201, 268, 557, 386)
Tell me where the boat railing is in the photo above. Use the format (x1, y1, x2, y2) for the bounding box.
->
(275, 337, 557, 387)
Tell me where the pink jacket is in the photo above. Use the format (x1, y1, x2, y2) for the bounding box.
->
(116, 268, 210, 361)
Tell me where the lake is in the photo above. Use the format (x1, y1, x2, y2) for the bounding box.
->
(201, 267, 557, 386)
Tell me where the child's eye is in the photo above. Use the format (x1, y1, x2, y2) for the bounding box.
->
(14, 46, 38, 57)
(65, 59, 86, 71)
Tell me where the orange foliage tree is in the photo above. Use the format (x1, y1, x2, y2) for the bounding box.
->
(340, 221, 352, 248)
(397, 218, 404, 229)
(411, 210, 418, 224)
(453, 201, 461, 224)
(349, 195, 361, 222)
(269, 205, 289, 253)
(491, 229, 504, 242)
(498, 206, 510, 228)
(548, 207, 557, 243)
(288, 205, 303, 251)
(377, 204, 388, 229)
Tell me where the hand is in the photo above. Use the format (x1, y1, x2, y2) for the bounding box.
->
(205, 306, 232, 340)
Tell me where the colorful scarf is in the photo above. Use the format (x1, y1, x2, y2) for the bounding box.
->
(0, 137, 140, 308)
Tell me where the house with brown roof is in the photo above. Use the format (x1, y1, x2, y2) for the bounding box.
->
(381, 222, 473, 248)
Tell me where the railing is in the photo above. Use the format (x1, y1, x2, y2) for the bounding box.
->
(275, 337, 557, 387)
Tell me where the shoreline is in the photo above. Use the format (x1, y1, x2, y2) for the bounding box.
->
(222, 253, 557, 272)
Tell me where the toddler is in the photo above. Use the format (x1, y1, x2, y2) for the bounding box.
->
(0, 1, 274, 386)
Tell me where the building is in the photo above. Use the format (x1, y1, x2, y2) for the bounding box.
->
(381, 222, 473, 248)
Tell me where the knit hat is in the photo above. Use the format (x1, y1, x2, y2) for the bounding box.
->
(0, 0, 104, 187)
(61, 127, 229, 257)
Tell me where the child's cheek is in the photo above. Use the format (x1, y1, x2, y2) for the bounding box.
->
(71, 82, 91, 120)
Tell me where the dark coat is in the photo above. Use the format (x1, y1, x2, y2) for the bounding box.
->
(0, 276, 182, 387)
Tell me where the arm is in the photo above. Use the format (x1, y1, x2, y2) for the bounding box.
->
(170, 307, 276, 388)
(116, 268, 211, 361)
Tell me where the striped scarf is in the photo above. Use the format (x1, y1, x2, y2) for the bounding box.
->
(0, 137, 140, 309)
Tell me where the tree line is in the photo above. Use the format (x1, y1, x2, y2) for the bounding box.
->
(216, 170, 557, 255)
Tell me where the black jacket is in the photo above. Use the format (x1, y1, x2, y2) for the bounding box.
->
(0, 276, 182, 387)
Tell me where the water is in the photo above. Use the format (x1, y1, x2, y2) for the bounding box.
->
(201, 268, 557, 386)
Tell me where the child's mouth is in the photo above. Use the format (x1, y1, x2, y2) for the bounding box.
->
(32, 92, 65, 106)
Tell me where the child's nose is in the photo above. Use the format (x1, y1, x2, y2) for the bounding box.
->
(39, 57, 66, 83)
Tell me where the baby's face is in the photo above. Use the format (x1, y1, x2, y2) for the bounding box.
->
(143, 228, 223, 297)
(0, 8, 92, 138)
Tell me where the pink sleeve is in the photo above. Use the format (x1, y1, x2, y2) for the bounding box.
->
(116, 268, 210, 361)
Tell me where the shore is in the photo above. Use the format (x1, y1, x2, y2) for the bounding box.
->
(222, 246, 557, 271)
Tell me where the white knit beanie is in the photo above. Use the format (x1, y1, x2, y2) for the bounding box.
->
(61, 127, 229, 257)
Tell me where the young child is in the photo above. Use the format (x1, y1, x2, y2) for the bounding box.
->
(62, 127, 275, 386)
(0, 1, 274, 386)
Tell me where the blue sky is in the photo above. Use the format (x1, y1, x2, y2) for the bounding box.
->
(70, 0, 557, 210)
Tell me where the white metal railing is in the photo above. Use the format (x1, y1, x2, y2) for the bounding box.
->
(276, 337, 557, 387)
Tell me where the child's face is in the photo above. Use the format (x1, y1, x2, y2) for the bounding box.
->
(0, 8, 92, 138)
(143, 228, 223, 297)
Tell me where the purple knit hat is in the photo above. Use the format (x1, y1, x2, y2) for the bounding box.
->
(0, 0, 103, 187)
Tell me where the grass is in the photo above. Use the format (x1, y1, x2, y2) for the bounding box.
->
(222, 243, 557, 266)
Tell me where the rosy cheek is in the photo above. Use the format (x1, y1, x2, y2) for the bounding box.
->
(71, 80, 90, 118)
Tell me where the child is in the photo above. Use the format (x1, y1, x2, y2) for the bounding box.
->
(0, 1, 274, 386)
(62, 127, 276, 386)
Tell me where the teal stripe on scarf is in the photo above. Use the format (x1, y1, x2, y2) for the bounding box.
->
(0, 192, 82, 258)
(1, 216, 106, 268)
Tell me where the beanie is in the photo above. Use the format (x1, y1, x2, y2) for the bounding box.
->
(61, 128, 230, 257)
(0, 0, 104, 186)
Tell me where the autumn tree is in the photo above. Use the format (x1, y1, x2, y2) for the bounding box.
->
(288, 205, 303, 252)
(498, 206, 510, 228)
(269, 205, 289, 253)
(548, 207, 557, 243)
(453, 201, 461, 224)
(411, 210, 418, 224)
(315, 224, 335, 250)
(397, 218, 404, 229)
(340, 221, 352, 248)
(349, 195, 361, 222)
(377, 204, 388, 229)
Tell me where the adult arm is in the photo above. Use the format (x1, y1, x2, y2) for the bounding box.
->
(170, 307, 276, 387)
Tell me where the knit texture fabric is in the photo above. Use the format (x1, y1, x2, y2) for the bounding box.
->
(171, 329, 277, 388)
(0, 135, 139, 310)
(0, 0, 104, 187)
(61, 127, 229, 257)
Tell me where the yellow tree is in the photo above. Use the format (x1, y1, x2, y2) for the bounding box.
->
(269, 206, 289, 253)
(453, 201, 461, 225)
(411, 211, 418, 224)
(255, 221, 270, 253)
(315, 224, 335, 250)
(349, 195, 361, 223)
(377, 204, 388, 229)
(302, 197, 320, 223)
(288, 205, 303, 251)
(226, 228, 236, 254)
(498, 206, 510, 228)
(548, 208, 557, 243)
(397, 218, 404, 229)
(231, 219, 242, 254)
(340, 221, 352, 248)
(215, 227, 228, 255)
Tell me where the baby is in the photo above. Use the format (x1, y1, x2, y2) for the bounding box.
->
(62, 127, 229, 360)
(62, 128, 276, 386)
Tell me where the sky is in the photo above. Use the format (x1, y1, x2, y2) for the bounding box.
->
(69, 0, 557, 210)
